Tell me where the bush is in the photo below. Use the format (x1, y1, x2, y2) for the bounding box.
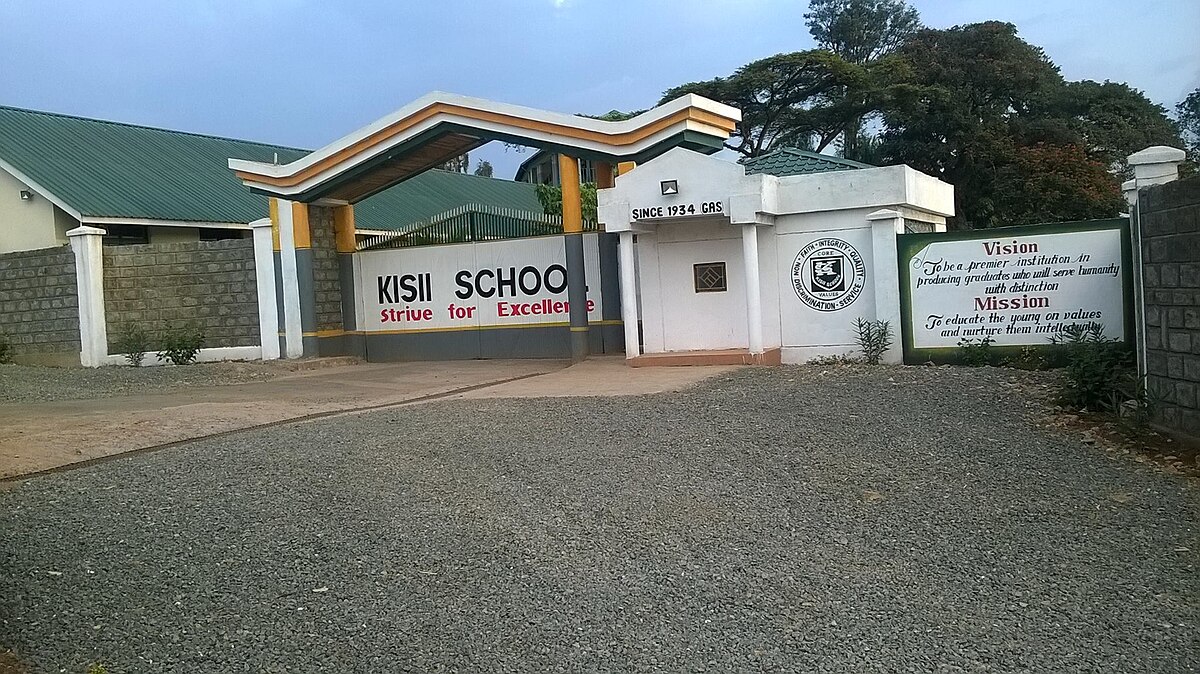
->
(0, 333, 11, 364)
(157, 324, 205, 366)
(112, 322, 150, 366)
(1050, 322, 1139, 413)
(853, 318, 892, 365)
(957, 336, 996, 366)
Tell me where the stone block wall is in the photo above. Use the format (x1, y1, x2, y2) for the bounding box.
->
(103, 239, 260, 350)
(1140, 175, 1200, 436)
(0, 245, 80, 365)
(309, 206, 343, 331)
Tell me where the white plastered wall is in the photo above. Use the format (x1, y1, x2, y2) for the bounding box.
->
(0, 166, 61, 253)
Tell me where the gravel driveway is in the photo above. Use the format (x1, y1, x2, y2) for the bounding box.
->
(1, 366, 1196, 673)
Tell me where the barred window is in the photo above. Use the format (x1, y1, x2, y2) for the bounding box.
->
(693, 262, 727, 293)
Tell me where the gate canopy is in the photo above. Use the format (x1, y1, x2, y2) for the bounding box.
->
(228, 92, 740, 204)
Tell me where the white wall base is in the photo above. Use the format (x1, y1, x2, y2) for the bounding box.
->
(101, 345, 263, 367)
(781, 344, 902, 365)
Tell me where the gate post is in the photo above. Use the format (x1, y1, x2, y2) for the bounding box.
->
(867, 209, 905, 364)
(67, 225, 108, 367)
(559, 154, 590, 362)
(250, 218, 280, 360)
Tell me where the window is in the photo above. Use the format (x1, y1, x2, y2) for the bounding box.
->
(199, 228, 245, 242)
(693, 262, 727, 293)
(102, 225, 149, 246)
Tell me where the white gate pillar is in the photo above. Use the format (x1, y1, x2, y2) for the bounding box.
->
(740, 223, 764, 356)
(618, 231, 640, 359)
(67, 225, 108, 367)
(250, 218, 280, 360)
(867, 209, 905, 364)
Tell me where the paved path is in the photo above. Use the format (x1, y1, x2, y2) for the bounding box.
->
(1, 366, 1195, 673)
(0, 360, 559, 479)
(0, 358, 731, 479)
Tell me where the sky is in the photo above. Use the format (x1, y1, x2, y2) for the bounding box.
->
(1, 0, 1197, 181)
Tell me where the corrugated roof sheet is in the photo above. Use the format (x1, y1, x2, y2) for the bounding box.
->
(0, 105, 540, 230)
(742, 147, 872, 177)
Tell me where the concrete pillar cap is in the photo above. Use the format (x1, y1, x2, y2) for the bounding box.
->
(1127, 145, 1186, 166)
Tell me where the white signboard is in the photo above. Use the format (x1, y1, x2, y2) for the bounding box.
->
(357, 234, 603, 332)
(907, 228, 1125, 349)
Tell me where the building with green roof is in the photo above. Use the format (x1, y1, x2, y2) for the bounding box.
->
(0, 105, 541, 254)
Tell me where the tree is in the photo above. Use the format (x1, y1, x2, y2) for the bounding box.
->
(1177, 88, 1200, 158)
(992, 143, 1125, 226)
(1027, 80, 1182, 177)
(536, 183, 597, 221)
(473, 160, 494, 177)
(441, 153, 469, 173)
(880, 22, 1079, 228)
(660, 50, 883, 158)
(805, 0, 921, 64)
(805, 0, 922, 159)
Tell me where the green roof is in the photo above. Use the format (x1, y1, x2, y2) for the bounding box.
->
(742, 147, 872, 177)
(355, 170, 541, 231)
(0, 105, 540, 230)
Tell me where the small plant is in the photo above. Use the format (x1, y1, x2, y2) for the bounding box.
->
(112, 322, 150, 366)
(86, 664, 109, 674)
(957, 336, 996, 366)
(0, 332, 12, 364)
(853, 318, 892, 365)
(157, 323, 204, 366)
(1050, 322, 1138, 413)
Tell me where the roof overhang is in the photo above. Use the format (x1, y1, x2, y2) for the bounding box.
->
(228, 92, 740, 204)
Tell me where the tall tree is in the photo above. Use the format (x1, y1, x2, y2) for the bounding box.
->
(1027, 80, 1182, 177)
(1177, 88, 1200, 158)
(473, 160, 494, 178)
(880, 22, 1077, 228)
(805, 0, 921, 64)
(804, 0, 922, 159)
(660, 50, 882, 157)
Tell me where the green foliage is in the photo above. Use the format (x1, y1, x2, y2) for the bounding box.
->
(853, 318, 892, 365)
(112, 322, 150, 366)
(660, 50, 892, 158)
(472, 160, 493, 178)
(157, 324, 204, 366)
(535, 182, 597, 221)
(805, 0, 922, 65)
(86, 664, 109, 674)
(1177, 87, 1200, 159)
(0, 333, 12, 365)
(878, 21, 1178, 228)
(957, 336, 997, 367)
(1050, 322, 1140, 413)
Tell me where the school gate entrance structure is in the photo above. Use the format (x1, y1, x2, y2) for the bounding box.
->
(229, 92, 741, 362)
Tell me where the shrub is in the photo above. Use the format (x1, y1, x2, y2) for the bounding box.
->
(157, 324, 205, 366)
(1050, 322, 1139, 413)
(957, 336, 996, 366)
(853, 318, 892, 365)
(0, 333, 11, 364)
(112, 322, 150, 366)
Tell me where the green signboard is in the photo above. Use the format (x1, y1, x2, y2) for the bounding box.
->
(896, 218, 1134, 364)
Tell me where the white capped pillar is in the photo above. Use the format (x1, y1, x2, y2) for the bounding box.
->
(67, 225, 108, 367)
(866, 209, 904, 364)
(741, 223, 764, 356)
(273, 198, 303, 359)
(250, 218, 280, 360)
(618, 231, 640, 359)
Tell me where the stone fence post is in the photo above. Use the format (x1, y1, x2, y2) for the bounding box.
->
(67, 225, 107, 367)
(1126, 145, 1187, 378)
